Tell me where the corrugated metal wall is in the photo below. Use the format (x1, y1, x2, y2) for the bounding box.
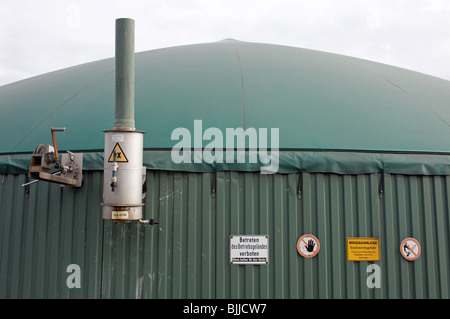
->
(0, 172, 103, 298)
(1, 170, 449, 298)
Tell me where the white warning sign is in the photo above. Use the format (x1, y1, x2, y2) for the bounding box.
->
(230, 235, 269, 265)
(400, 237, 421, 261)
(297, 234, 320, 258)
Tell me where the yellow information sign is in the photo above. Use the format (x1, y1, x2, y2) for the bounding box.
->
(347, 237, 380, 261)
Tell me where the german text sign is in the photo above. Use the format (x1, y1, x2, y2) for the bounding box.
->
(230, 235, 269, 265)
(347, 237, 380, 261)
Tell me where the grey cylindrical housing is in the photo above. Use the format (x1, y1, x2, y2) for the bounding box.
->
(103, 18, 146, 221)
(114, 18, 135, 131)
(102, 130, 145, 221)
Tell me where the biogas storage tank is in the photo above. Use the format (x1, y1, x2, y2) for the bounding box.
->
(0, 24, 450, 299)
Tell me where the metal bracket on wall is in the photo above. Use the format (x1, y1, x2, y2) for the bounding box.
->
(297, 170, 303, 200)
(211, 170, 217, 198)
(24, 172, 30, 199)
(378, 169, 384, 199)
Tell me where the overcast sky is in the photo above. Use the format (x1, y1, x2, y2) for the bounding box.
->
(1, 0, 450, 86)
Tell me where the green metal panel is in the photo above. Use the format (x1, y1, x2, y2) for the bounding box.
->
(0, 172, 103, 298)
(101, 170, 449, 299)
(1, 170, 449, 298)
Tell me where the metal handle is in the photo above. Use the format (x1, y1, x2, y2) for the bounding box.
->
(50, 127, 66, 165)
(21, 171, 61, 187)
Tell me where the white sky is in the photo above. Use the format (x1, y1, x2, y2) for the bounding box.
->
(1, 0, 450, 86)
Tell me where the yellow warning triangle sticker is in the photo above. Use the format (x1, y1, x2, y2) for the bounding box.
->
(108, 143, 129, 162)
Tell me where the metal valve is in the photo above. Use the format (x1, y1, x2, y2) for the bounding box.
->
(110, 150, 118, 192)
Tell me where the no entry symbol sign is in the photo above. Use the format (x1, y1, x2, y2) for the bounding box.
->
(297, 234, 320, 258)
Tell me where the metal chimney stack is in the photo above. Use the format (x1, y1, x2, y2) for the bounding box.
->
(114, 18, 135, 131)
(102, 18, 146, 222)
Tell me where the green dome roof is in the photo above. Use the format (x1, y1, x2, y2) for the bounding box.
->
(2, 39, 450, 154)
(1, 39, 449, 175)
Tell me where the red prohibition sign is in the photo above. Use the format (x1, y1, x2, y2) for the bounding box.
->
(297, 234, 320, 258)
(400, 237, 421, 261)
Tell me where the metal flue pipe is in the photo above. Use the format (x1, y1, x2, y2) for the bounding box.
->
(114, 18, 135, 131)
(102, 18, 146, 223)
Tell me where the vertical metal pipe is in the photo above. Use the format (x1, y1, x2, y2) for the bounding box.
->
(114, 18, 135, 131)
(103, 18, 145, 222)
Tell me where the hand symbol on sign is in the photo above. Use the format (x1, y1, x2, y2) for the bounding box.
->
(306, 239, 315, 252)
(297, 234, 320, 258)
